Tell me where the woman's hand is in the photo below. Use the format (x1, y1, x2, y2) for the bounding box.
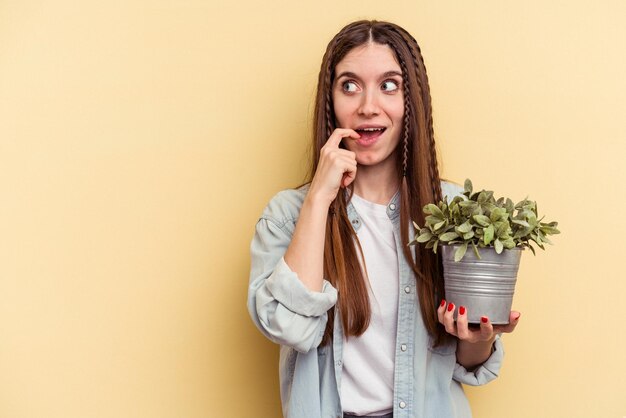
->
(438, 300, 521, 369)
(283, 129, 359, 292)
(438, 300, 520, 343)
(308, 128, 360, 207)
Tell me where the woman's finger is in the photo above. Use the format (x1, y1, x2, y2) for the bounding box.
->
(342, 165, 357, 188)
(493, 311, 521, 334)
(437, 299, 446, 324)
(325, 128, 360, 149)
(443, 302, 457, 336)
(479, 316, 494, 340)
(456, 306, 470, 340)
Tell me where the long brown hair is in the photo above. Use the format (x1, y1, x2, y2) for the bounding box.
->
(309, 20, 447, 346)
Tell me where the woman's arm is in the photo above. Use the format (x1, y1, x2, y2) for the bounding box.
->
(248, 216, 337, 353)
(283, 128, 359, 292)
(247, 129, 359, 352)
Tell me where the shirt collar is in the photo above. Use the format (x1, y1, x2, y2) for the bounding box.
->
(346, 189, 401, 232)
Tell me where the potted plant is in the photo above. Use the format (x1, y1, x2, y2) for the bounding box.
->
(409, 179, 560, 324)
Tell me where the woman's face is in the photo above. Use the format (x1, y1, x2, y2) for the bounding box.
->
(332, 42, 404, 169)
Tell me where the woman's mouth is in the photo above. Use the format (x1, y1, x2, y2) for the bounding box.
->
(354, 127, 386, 146)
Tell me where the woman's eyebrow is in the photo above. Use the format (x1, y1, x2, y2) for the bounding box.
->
(335, 71, 360, 80)
(335, 70, 403, 80)
(382, 71, 402, 78)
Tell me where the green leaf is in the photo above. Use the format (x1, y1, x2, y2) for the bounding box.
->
(540, 224, 561, 235)
(433, 240, 439, 254)
(484, 224, 494, 245)
(440, 232, 460, 242)
(459, 200, 477, 209)
(454, 243, 468, 262)
(496, 222, 510, 237)
(472, 242, 482, 259)
(513, 228, 532, 240)
(428, 204, 444, 218)
(456, 220, 473, 234)
(473, 215, 491, 227)
(463, 230, 475, 240)
(464, 179, 473, 194)
(531, 237, 545, 250)
(490, 207, 507, 222)
(512, 219, 530, 228)
(434, 220, 446, 231)
(416, 232, 433, 243)
(494, 238, 503, 254)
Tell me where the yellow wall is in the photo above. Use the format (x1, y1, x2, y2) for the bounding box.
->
(1, 1, 624, 417)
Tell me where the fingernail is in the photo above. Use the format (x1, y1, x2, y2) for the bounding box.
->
(459, 306, 466, 315)
(481, 316, 488, 323)
(447, 303, 454, 312)
(514, 313, 521, 321)
(440, 299, 446, 307)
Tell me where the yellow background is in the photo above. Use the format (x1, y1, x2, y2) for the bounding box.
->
(1, 1, 625, 417)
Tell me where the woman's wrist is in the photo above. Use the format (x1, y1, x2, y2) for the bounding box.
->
(304, 188, 335, 212)
(456, 336, 496, 370)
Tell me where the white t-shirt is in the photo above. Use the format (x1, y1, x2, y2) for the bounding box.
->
(341, 193, 399, 416)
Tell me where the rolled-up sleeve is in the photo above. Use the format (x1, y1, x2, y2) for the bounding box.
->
(452, 335, 504, 386)
(248, 216, 338, 354)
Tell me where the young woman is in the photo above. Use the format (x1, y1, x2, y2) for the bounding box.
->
(248, 20, 520, 418)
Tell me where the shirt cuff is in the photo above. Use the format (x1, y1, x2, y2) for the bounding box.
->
(453, 334, 504, 386)
(265, 257, 338, 317)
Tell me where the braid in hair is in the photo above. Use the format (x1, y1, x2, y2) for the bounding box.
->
(319, 30, 371, 345)
(407, 34, 441, 203)
(324, 62, 334, 140)
(414, 44, 442, 203)
(384, 24, 449, 344)
(401, 65, 411, 178)
(390, 28, 442, 202)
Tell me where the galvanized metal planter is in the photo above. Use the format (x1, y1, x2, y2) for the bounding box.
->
(440, 245, 523, 324)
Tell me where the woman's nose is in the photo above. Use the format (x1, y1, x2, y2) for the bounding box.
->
(357, 90, 380, 116)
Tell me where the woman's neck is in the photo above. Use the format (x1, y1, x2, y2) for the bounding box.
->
(352, 161, 399, 205)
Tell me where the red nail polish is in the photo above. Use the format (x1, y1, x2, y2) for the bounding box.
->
(447, 303, 454, 312)
(459, 306, 466, 315)
(481, 316, 488, 323)
(440, 299, 446, 307)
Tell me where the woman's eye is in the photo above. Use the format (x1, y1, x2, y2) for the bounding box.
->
(381, 80, 399, 92)
(342, 81, 358, 93)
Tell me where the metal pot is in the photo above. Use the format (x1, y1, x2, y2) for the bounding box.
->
(440, 245, 523, 324)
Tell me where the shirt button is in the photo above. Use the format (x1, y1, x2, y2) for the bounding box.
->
(404, 286, 411, 293)
(399, 401, 407, 409)
(401, 344, 407, 352)
(389, 203, 396, 211)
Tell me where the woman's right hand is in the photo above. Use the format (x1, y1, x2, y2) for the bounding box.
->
(308, 128, 360, 206)
(283, 129, 359, 292)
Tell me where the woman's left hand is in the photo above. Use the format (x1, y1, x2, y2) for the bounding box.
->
(437, 299, 520, 343)
(438, 300, 520, 369)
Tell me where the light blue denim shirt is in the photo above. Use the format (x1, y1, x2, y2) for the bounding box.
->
(248, 181, 504, 418)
